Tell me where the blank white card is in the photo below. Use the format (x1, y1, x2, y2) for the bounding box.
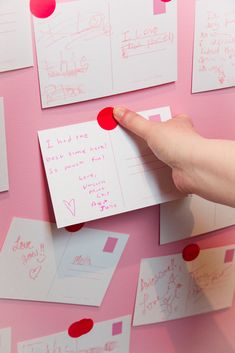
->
(160, 195, 235, 244)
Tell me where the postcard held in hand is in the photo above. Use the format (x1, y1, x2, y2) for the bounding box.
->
(38, 107, 182, 228)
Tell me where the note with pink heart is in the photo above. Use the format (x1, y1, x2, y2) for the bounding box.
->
(38, 107, 183, 228)
(0, 218, 128, 306)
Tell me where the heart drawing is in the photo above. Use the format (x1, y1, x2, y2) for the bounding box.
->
(29, 265, 42, 280)
(63, 199, 76, 217)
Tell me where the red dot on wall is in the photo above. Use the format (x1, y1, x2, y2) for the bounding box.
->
(161, 0, 172, 2)
(68, 319, 94, 338)
(97, 107, 118, 130)
(30, 0, 56, 19)
(65, 223, 85, 233)
(182, 244, 200, 262)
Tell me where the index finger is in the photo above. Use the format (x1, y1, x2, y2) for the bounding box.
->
(113, 106, 154, 141)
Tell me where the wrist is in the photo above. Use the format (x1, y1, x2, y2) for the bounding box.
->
(173, 134, 206, 194)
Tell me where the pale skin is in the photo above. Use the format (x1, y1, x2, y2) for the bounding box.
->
(113, 106, 235, 208)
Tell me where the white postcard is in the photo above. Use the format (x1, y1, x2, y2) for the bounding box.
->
(38, 107, 182, 228)
(160, 195, 235, 244)
(0, 0, 33, 72)
(192, 0, 235, 93)
(0, 98, 9, 192)
(133, 245, 235, 325)
(0, 327, 11, 353)
(18, 316, 131, 353)
(0, 218, 128, 306)
(33, 0, 177, 108)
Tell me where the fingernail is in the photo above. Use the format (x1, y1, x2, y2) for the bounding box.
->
(113, 106, 126, 119)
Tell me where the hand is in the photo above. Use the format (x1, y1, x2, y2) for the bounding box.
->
(113, 107, 203, 194)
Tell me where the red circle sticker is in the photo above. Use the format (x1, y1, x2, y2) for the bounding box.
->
(68, 319, 94, 339)
(97, 107, 118, 130)
(65, 223, 85, 233)
(182, 244, 200, 262)
(30, 0, 56, 19)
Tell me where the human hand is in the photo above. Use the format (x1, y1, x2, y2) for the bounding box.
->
(113, 107, 203, 194)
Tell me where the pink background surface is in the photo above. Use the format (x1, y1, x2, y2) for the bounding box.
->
(1, 0, 235, 352)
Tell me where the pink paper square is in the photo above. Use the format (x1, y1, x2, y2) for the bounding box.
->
(112, 321, 123, 336)
(224, 249, 234, 263)
(103, 237, 118, 253)
(149, 114, 161, 122)
(153, 0, 166, 15)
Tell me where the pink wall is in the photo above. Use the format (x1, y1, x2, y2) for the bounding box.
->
(1, 0, 235, 352)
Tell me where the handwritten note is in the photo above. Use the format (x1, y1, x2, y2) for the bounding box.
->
(33, 0, 177, 108)
(160, 195, 235, 244)
(192, 0, 235, 93)
(38, 107, 182, 228)
(0, 328, 11, 353)
(133, 246, 235, 325)
(0, 218, 128, 306)
(0, 0, 33, 72)
(0, 98, 8, 192)
(18, 316, 131, 353)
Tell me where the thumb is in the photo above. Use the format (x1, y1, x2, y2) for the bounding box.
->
(113, 106, 154, 141)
